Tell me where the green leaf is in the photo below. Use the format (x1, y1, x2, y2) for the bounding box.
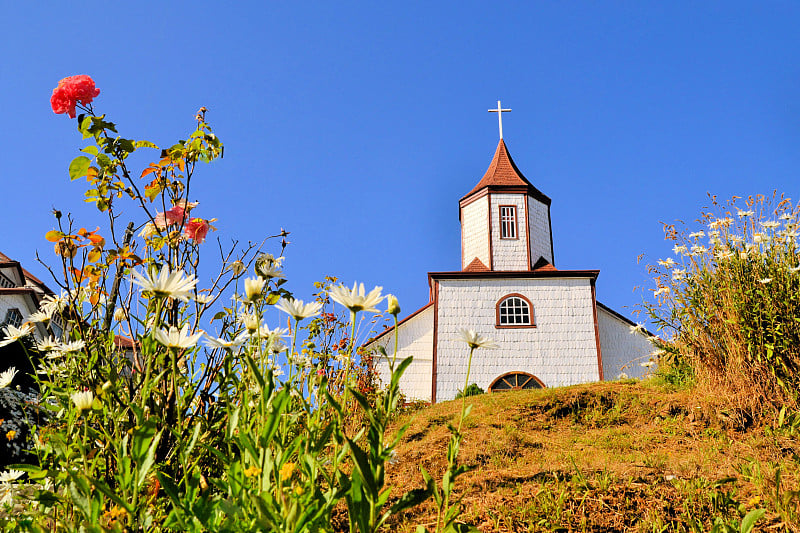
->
(740, 508, 766, 533)
(68, 156, 91, 180)
(135, 140, 158, 149)
(81, 145, 99, 156)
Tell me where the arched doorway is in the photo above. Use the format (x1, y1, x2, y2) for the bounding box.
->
(488, 372, 545, 392)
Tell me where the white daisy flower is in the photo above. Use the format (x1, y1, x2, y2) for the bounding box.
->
(688, 231, 705, 239)
(153, 324, 203, 349)
(762, 221, 780, 229)
(0, 368, 17, 389)
(737, 209, 754, 218)
(329, 282, 384, 314)
(653, 287, 671, 297)
(71, 390, 94, 412)
(131, 265, 198, 302)
(459, 329, 498, 350)
(0, 470, 24, 483)
(0, 323, 35, 348)
(36, 336, 61, 352)
(203, 333, 247, 349)
(275, 297, 322, 321)
(244, 277, 266, 303)
(55, 340, 86, 353)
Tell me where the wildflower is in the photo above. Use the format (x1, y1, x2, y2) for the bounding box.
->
(617, 372, 629, 380)
(790, 265, 800, 273)
(36, 336, 61, 351)
(154, 324, 203, 349)
(762, 221, 780, 229)
(690, 245, 707, 255)
(131, 265, 198, 302)
(737, 209, 754, 218)
(672, 268, 687, 280)
(329, 282, 384, 313)
(753, 233, 768, 243)
(255, 254, 284, 280)
(386, 294, 401, 316)
(275, 297, 322, 321)
(5, 431, 15, 441)
(71, 390, 94, 413)
(779, 213, 793, 221)
(244, 466, 262, 477)
(113, 307, 127, 322)
(0, 323, 34, 348)
(279, 462, 295, 481)
(228, 260, 245, 277)
(672, 244, 688, 255)
(715, 250, 733, 261)
(387, 450, 399, 465)
(629, 323, 645, 334)
(640, 361, 656, 369)
(194, 293, 214, 305)
(657, 258, 676, 268)
(183, 218, 211, 244)
(653, 287, 670, 297)
(39, 292, 67, 315)
(0, 368, 17, 389)
(459, 329, 498, 350)
(55, 340, 86, 353)
(0, 470, 23, 483)
(27, 310, 52, 324)
(238, 313, 260, 334)
(244, 277, 266, 303)
(758, 278, 772, 284)
(688, 231, 705, 239)
(50, 75, 100, 118)
(203, 333, 247, 349)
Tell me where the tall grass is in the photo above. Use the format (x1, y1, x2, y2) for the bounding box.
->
(647, 193, 800, 412)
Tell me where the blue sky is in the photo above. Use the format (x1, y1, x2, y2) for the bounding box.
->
(2, 2, 799, 332)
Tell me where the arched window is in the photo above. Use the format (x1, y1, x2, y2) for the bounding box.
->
(495, 294, 535, 328)
(489, 372, 545, 392)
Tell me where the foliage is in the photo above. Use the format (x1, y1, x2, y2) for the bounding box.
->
(454, 384, 483, 400)
(0, 77, 486, 532)
(646, 193, 800, 410)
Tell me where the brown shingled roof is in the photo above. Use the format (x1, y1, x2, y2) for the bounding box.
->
(463, 257, 490, 272)
(461, 139, 551, 205)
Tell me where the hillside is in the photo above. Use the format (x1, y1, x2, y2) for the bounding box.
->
(383, 381, 800, 532)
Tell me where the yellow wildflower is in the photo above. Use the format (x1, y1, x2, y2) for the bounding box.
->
(244, 465, 262, 477)
(6, 430, 16, 440)
(280, 462, 295, 481)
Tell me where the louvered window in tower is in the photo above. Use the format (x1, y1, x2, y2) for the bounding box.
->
(499, 205, 517, 239)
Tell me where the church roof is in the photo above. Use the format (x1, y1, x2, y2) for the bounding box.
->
(461, 139, 551, 206)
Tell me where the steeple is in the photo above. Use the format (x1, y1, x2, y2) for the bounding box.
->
(461, 139, 551, 206)
(459, 139, 554, 272)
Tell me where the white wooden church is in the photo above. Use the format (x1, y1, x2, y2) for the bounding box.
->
(368, 106, 653, 403)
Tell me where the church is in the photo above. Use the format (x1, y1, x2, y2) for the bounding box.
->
(368, 105, 654, 403)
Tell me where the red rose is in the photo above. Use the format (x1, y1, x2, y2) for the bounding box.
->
(183, 218, 210, 244)
(50, 75, 100, 118)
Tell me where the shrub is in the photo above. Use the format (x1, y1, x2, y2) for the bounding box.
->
(455, 383, 484, 399)
(646, 193, 800, 410)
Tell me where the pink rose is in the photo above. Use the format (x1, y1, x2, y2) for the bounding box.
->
(50, 75, 101, 118)
(183, 218, 210, 244)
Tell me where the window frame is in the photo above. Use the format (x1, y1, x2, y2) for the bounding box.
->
(498, 205, 519, 240)
(489, 372, 545, 392)
(495, 293, 535, 329)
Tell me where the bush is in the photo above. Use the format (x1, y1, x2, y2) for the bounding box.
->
(646, 193, 800, 410)
(455, 383, 484, 399)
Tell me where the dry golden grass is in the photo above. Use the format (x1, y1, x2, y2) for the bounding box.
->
(381, 381, 800, 532)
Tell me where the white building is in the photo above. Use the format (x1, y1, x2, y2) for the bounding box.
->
(368, 138, 653, 403)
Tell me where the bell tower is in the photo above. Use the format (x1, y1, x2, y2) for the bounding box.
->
(459, 107, 554, 271)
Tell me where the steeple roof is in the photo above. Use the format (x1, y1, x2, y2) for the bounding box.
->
(461, 139, 551, 205)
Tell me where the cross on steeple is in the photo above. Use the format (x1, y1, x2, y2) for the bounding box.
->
(488, 100, 512, 139)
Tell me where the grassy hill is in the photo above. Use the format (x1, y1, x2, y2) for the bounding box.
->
(383, 380, 800, 532)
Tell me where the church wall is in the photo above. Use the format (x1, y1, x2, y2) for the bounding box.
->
(461, 197, 490, 270)
(489, 194, 529, 271)
(370, 304, 434, 402)
(434, 277, 600, 402)
(0, 293, 37, 325)
(527, 197, 553, 265)
(597, 306, 655, 380)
